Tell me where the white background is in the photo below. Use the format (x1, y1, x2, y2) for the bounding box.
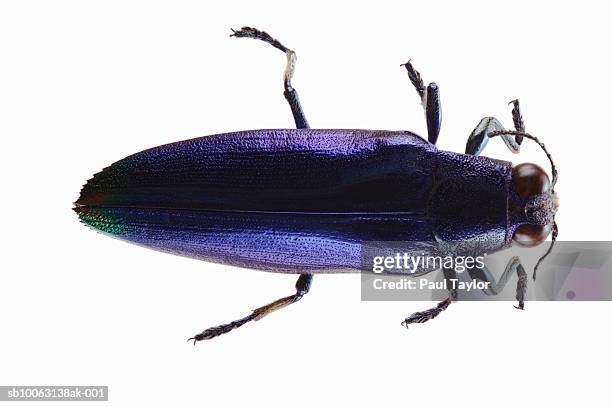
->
(1, 1, 610, 406)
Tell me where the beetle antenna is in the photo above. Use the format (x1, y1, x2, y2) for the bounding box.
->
(488, 131, 558, 188)
(532, 220, 558, 280)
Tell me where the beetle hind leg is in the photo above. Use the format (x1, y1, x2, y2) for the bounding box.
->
(188, 274, 313, 343)
(231, 26, 309, 129)
(195, 27, 313, 343)
(401, 60, 441, 145)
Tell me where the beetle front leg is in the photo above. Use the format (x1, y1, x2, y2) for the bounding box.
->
(401, 60, 441, 145)
(231, 26, 309, 129)
(402, 255, 528, 329)
(465, 99, 526, 155)
(467, 256, 528, 310)
(188, 274, 313, 343)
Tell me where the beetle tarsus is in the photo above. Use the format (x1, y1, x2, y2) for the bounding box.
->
(401, 59, 426, 98)
(189, 316, 253, 343)
(515, 261, 527, 310)
(230, 26, 289, 53)
(401, 59, 441, 144)
(402, 297, 452, 327)
(509, 99, 525, 144)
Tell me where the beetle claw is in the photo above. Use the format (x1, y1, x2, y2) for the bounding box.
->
(400, 59, 412, 67)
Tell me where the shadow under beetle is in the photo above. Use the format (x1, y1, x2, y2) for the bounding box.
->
(75, 27, 559, 342)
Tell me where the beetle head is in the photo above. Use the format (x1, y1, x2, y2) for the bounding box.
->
(511, 162, 559, 247)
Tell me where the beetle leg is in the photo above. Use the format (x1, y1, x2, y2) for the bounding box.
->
(230, 26, 309, 129)
(402, 267, 455, 327)
(465, 100, 527, 155)
(402, 255, 528, 328)
(219, 27, 313, 342)
(465, 116, 517, 155)
(401, 60, 441, 145)
(402, 297, 452, 326)
(188, 274, 313, 343)
(467, 256, 528, 310)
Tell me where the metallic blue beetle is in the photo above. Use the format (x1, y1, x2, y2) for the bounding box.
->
(75, 27, 558, 342)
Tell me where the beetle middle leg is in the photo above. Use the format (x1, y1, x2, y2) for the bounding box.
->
(231, 26, 309, 128)
(465, 99, 525, 155)
(401, 60, 442, 145)
(189, 274, 313, 343)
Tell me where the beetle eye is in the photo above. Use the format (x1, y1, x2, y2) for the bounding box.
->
(512, 163, 550, 198)
(513, 224, 551, 247)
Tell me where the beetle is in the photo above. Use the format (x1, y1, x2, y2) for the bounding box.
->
(74, 27, 558, 342)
